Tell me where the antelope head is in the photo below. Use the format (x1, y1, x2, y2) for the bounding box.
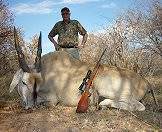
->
(10, 27, 43, 108)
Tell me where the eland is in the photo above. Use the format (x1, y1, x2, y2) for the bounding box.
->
(10, 28, 158, 111)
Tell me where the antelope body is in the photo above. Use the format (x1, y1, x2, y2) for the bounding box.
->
(10, 28, 151, 111)
(10, 51, 149, 111)
(38, 51, 148, 111)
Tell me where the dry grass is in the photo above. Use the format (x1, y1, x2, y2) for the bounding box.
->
(0, 73, 19, 101)
(0, 101, 161, 132)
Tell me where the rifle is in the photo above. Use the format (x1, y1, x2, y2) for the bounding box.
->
(76, 49, 106, 113)
(78, 70, 92, 94)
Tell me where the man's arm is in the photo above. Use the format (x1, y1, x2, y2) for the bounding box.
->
(48, 35, 59, 51)
(76, 20, 88, 48)
(48, 22, 60, 51)
(80, 33, 88, 48)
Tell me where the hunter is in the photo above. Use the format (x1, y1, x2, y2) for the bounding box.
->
(48, 7, 88, 59)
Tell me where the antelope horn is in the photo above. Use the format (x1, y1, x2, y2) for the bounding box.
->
(13, 26, 31, 72)
(34, 31, 42, 72)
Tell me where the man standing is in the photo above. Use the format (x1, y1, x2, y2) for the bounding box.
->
(48, 7, 88, 59)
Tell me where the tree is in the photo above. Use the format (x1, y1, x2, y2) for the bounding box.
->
(81, 0, 161, 77)
(0, 0, 16, 75)
(124, 0, 162, 57)
(0, 0, 13, 43)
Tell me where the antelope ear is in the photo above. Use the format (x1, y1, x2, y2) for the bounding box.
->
(9, 69, 23, 93)
(13, 26, 30, 72)
(34, 31, 42, 72)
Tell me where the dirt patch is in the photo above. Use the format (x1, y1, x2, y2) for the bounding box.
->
(0, 100, 161, 132)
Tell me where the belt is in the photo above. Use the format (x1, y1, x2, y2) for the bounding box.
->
(59, 44, 77, 48)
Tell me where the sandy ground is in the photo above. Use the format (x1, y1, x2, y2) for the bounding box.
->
(0, 100, 161, 132)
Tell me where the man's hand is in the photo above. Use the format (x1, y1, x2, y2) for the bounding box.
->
(76, 44, 84, 48)
(55, 44, 60, 51)
(76, 42, 85, 48)
(77, 34, 88, 49)
(48, 35, 60, 51)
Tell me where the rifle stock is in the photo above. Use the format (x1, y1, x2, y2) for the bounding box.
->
(76, 91, 90, 113)
(76, 49, 106, 113)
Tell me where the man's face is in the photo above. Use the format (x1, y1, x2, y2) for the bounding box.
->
(61, 10, 70, 21)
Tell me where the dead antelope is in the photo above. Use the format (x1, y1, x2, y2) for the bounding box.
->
(10, 28, 158, 111)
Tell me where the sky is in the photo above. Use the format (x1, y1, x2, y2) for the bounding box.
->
(8, 0, 135, 54)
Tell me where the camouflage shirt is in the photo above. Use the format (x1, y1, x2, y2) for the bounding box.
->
(49, 20, 87, 46)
